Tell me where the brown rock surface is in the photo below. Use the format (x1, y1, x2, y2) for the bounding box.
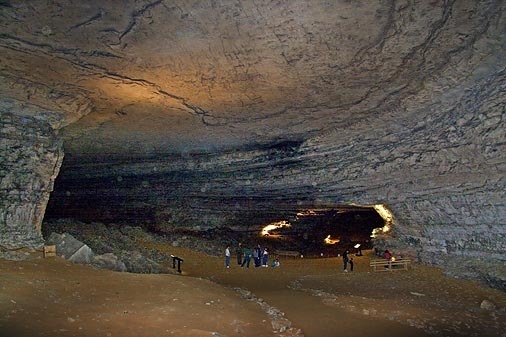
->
(1, 250, 505, 337)
(0, 0, 505, 289)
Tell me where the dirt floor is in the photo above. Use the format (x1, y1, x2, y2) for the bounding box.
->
(1, 248, 505, 337)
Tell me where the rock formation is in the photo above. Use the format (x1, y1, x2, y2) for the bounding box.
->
(0, 101, 63, 248)
(0, 1, 504, 288)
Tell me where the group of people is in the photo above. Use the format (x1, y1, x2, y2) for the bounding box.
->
(225, 243, 280, 268)
(342, 248, 393, 272)
(228, 245, 395, 272)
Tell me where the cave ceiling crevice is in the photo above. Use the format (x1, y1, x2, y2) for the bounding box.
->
(1, 0, 503, 154)
(1, 0, 505, 289)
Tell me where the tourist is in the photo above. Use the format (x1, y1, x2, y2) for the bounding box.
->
(236, 243, 243, 265)
(262, 247, 269, 267)
(271, 258, 280, 267)
(241, 247, 252, 268)
(384, 250, 392, 261)
(342, 249, 349, 272)
(374, 247, 381, 256)
(225, 246, 231, 268)
(384, 249, 392, 269)
(349, 257, 354, 272)
(253, 248, 259, 267)
(255, 244, 263, 267)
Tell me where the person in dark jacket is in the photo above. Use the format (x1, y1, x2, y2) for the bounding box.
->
(236, 243, 243, 265)
(254, 244, 263, 267)
(342, 249, 350, 272)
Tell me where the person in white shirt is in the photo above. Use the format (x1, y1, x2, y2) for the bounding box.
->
(225, 246, 231, 268)
(262, 248, 269, 267)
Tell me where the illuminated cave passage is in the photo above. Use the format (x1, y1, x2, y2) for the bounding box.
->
(1, 3, 506, 337)
(258, 207, 387, 257)
(1, 0, 504, 293)
(42, 154, 392, 259)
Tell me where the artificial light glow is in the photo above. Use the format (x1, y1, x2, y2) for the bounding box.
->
(373, 204, 393, 232)
(296, 210, 317, 216)
(324, 235, 340, 245)
(354, 244, 361, 249)
(261, 220, 291, 237)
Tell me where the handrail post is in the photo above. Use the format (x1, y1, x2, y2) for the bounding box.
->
(171, 254, 184, 274)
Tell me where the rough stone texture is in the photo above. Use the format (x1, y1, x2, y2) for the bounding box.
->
(0, 1, 505, 288)
(118, 251, 161, 274)
(92, 253, 128, 272)
(480, 299, 497, 311)
(0, 101, 63, 249)
(43, 221, 164, 273)
(47, 232, 94, 264)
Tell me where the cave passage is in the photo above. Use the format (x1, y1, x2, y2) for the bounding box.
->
(257, 206, 387, 257)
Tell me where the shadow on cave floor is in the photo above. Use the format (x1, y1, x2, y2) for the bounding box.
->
(33, 219, 506, 337)
(162, 246, 506, 337)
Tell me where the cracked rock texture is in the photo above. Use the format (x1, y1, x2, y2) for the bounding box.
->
(0, 101, 63, 248)
(0, 1, 505, 288)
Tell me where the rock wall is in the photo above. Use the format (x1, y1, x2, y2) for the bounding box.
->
(0, 0, 504, 290)
(314, 68, 506, 290)
(46, 66, 505, 289)
(0, 101, 63, 249)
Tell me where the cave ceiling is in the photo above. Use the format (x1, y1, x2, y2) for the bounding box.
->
(1, 0, 504, 155)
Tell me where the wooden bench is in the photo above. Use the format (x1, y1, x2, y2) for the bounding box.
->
(370, 258, 411, 272)
(274, 250, 301, 258)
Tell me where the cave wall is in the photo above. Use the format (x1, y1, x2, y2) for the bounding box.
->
(0, 0, 504, 289)
(46, 62, 505, 288)
(0, 101, 63, 248)
(309, 68, 506, 288)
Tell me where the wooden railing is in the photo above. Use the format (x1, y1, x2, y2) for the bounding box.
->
(370, 258, 411, 272)
(274, 250, 301, 258)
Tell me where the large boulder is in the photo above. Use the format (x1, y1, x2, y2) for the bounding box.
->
(119, 251, 161, 274)
(92, 253, 127, 272)
(46, 232, 94, 264)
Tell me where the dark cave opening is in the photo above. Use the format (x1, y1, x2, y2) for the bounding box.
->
(42, 155, 390, 258)
(252, 206, 387, 257)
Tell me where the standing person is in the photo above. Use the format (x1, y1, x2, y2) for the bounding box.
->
(262, 248, 269, 267)
(225, 246, 231, 268)
(236, 243, 243, 265)
(253, 247, 259, 267)
(241, 247, 252, 268)
(255, 244, 263, 267)
(349, 257, 354, 272)
(342, 249, 349, 272)
(384, 249, 392, 269)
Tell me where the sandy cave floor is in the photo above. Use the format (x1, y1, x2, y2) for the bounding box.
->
(0, 248, 505, 337)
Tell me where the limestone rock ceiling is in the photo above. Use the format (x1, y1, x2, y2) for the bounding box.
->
(2, 0, 503, 154)
(2, 0, 505, 290)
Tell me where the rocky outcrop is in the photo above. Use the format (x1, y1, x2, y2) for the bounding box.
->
(0, 1, 504, 289)
(43, 221, 164, 273)
(46, 230, 161, 273)
(47, 232, 94, 264)
(91, 253, 127, 272)
(45, 66, 505, 288)
(0, 101, 63, 249)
